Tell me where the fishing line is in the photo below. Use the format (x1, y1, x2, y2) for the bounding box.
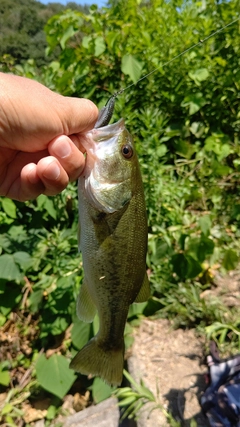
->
(94, 16, 239, 127)
(110, 16, 240, 100)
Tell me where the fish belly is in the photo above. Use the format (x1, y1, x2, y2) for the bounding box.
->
(70, 176, 148, 385)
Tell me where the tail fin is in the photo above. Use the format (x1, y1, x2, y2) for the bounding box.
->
(70, 337, 124, 386)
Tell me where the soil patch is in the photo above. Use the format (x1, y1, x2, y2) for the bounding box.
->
(128, 318, 206, 426)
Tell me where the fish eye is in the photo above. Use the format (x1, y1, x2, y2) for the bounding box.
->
(121, 144, 133, 159)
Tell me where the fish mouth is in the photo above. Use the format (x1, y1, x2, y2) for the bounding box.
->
(79, 118, 126, 178)
(91, 118, 125, 140)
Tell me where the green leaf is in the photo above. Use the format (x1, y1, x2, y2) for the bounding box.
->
(185, 255, 202, 279)
(36, 354, 77, 399)
(128, 302, 148, 318)
(0, 254, 22, 281)
(156, 144, 167, 157)
(29, 290, 44, 313)
(181, 93, 207, 115)
(121, 54, 143, 83)
(199, 215, 212, 236)
(148, 239, 169, 264)
(118, 395, 137, 406)
(222, 249, 239, 271)
(94, 36, 106, 56)
(71, 318, 92, 350)
(82, 35, 92, 49)
(0, 314, 6, 327)
(204, 136, 232, 160)
(0, 370, 10, 386)
(51, 316, 69, 335)
(37, 195, 57, 219)
(189, 68, 209, 84)
(60, 25, 76, 49)
(1, 199, 17, 218)
(13, 251, 33, 271)
(1, 403, 13, 415)
(124, 323, 134, 350)
(92, 377, 114, 403)
(187, 235, 214, 263)
(46, 405, 57, 420)
(0, 283, 22, 316)
(174, 139, 196, 159)
(171, 253, 188, 279)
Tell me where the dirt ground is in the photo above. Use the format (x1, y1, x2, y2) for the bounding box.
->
(128, 318, 207, 426)
(128, 269, 240, 427)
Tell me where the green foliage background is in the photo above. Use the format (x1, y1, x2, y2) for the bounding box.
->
(0, 0, 89, 67)
(0, 0, 240, 424)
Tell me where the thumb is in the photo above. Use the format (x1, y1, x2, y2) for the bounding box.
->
(57, 96, 99, 135)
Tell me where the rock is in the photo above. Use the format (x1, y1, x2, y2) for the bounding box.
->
(23, 406, 47, 423)
(73, 391, 90, 412)
(63, 397, 120, 427)
(34, 420, 45, 427)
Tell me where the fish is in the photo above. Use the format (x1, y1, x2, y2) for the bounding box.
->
(70, 118, 149, 386)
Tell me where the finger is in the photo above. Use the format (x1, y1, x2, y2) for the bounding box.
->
(18, 163, 46, 201)
(0, 150, 48, 201)
(36, 156, 69, 197)
(59, 97, 99, 134)
(48, 135, 85, 181)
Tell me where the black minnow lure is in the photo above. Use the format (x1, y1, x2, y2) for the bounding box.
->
(94, 96, 116, 128)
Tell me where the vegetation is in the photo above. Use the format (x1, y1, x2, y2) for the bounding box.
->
(0, 0, 240, 424)
(0, 0, 89, 66)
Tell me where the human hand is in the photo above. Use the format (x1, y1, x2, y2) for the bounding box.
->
(0, 72, 98, 201)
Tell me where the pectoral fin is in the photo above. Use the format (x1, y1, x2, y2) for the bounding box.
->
(77, 280, 97, 322)
(134, 272, 150, 303)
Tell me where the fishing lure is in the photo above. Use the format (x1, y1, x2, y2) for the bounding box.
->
(94, 95, 116, 128)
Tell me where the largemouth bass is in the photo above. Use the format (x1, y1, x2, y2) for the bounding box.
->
(70, 118, 149, 386)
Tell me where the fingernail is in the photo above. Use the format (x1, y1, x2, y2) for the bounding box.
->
(43, 162, 61, 180)
(52, 139, 71, 158)
(27, 164, 39, 184)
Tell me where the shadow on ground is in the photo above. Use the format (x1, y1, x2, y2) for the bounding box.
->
(164, 373, 208, 426)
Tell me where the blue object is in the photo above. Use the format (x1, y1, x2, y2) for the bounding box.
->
(201, 341, 240, 426)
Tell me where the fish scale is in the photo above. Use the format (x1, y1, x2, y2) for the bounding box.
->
(70, 119, 149, 386)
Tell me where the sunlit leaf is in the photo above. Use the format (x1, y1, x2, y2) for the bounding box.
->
(222, 249, 238, 271)
(1, 199, 16, 219)
(121, 54, 143, 83)
(71, 318, 92, 350)
(0, 369, 10, 386)
(13, 251, 33, 271)
(189, 68, 209, 84)
(181, 93, 207, 115)
(199, 216, 212, 236)
(94, 36, 106, 56)
(36, 354, 77, 399)
(60, 25, 76, 49)
(0, 254, 22, 281)
(92, 377, 114, 403)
